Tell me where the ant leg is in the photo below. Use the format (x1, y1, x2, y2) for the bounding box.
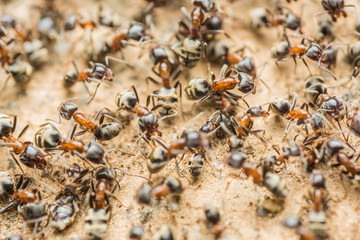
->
(83, 81, 92, 96)
(275, 58, 288, 70)
(174, 81, 183, 119)
(249, 129, 267, 148)
(196, 93, 212, 104)
(101, 113, 125, 127)
(51, 151, 65, 164)
(87, 82, 102, 104)
(12, 115, 17, 133)
(302, 58, 312, 76)
(17, 125, 29, 139)
(290, 92, 298, 111)
(105, 56, 134, 69)
(70, 124, 78, 140)
(1, 74, 11, 92)
(351, 76, 360, 91)
(0, 201, 16, 214)
(344, 5, 360, 25)
(292, 55, 298, 74)
(313, 10, 329, 41)
(219, 64, 228, 80)
(10, 152, 24, 174)
(74, 130, 87, 138)
(146, 76, 160, 85)
(113, 168, 150, 182)
(170, 65, 182, 81)
(73, 151, 95, 169)
(283, 122, 293, 142)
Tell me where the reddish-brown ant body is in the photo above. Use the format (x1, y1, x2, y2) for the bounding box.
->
(147, 45, 182, 117)
(116, 85, 176, 140)
(223, 152, 263, 185)
(56, 100, 123, 141)
(0, 115, 47, 174)
(64, 61, 114, 103)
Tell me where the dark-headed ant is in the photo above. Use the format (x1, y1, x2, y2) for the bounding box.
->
(116, 85, 176, 140)
(0, 115, 47, 174)
(273, 34, 339, 79)
(55, 100, 123, 141)
(315, 0, 360, 23)
(47, 124, 107, 167)
(282, 216, 316, 240)
(137, 176, 183, 204)
(64, 61, 114, 103)
(284, 92, 311, 135)
(146, 45, 182, 117)
(251, 5, 302, 33)
(309, 170, 327, 238)
(223, 152, 263, 185)
(0, 175, 46, 226)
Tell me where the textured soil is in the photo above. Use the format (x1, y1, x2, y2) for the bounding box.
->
(1, 0, 360, 240)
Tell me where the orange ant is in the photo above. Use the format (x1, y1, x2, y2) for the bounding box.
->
(0, 175, 46, 225)
(308, 170, 328, 238)
(146, 45, 183, 117)
(116, 85, 176, 140)
(105, 21, 153, 61)
(221, 110, 268, 146)
(284, 92, 311, 136)
(55, 100, 123, 141)
(89, 166, 148, 209)
(273, 34, 339, 79)
(223, 152, 263, 185)
(64, 61, 114, 103)
(283, 216, 316, 240)
(314, 0, 360, 29)
(194, 64, 243, 103)
(0, 115, 47, 174)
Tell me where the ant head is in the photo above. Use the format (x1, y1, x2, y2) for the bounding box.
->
(59, 101, 78, 120)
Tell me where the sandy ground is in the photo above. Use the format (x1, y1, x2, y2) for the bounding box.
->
(1, 0, 360, 239)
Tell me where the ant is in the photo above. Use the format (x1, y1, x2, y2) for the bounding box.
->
(105, 20, 153, 60)
(222, 110, 268, 146)
(64, 61, 114, 103)
(47, 124, 108, 167)
(204, 204, 224, 238)
(273, 34, 339, 79)
(55, 100, 123, 141)
(252, 5, 302, 33)
(282, 216, 316, 240)
(172, 1, 226, 68)
(223, 152, 263, 185)
(272, 143, 316, 170)
(199, 110, 233, 139)
(0, 115, 47, 174)
(314, 135, 356, 170)
(315, 0, 360, 24)
(0, 171, 14, 201)
(116, 85, 176, 140)
(308, 170, 327, 238)
(283, 92, 311, 136)
(143, 130, 210, 175)
(263, 98, 291, 117)
(88, 166, 148, 209)
(191, 64, 243, 103)
(137, 176, 183, 204)
(146, 45, 183, 117)
(0, 175, 46, 227)
(150, 176, 183, 199)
